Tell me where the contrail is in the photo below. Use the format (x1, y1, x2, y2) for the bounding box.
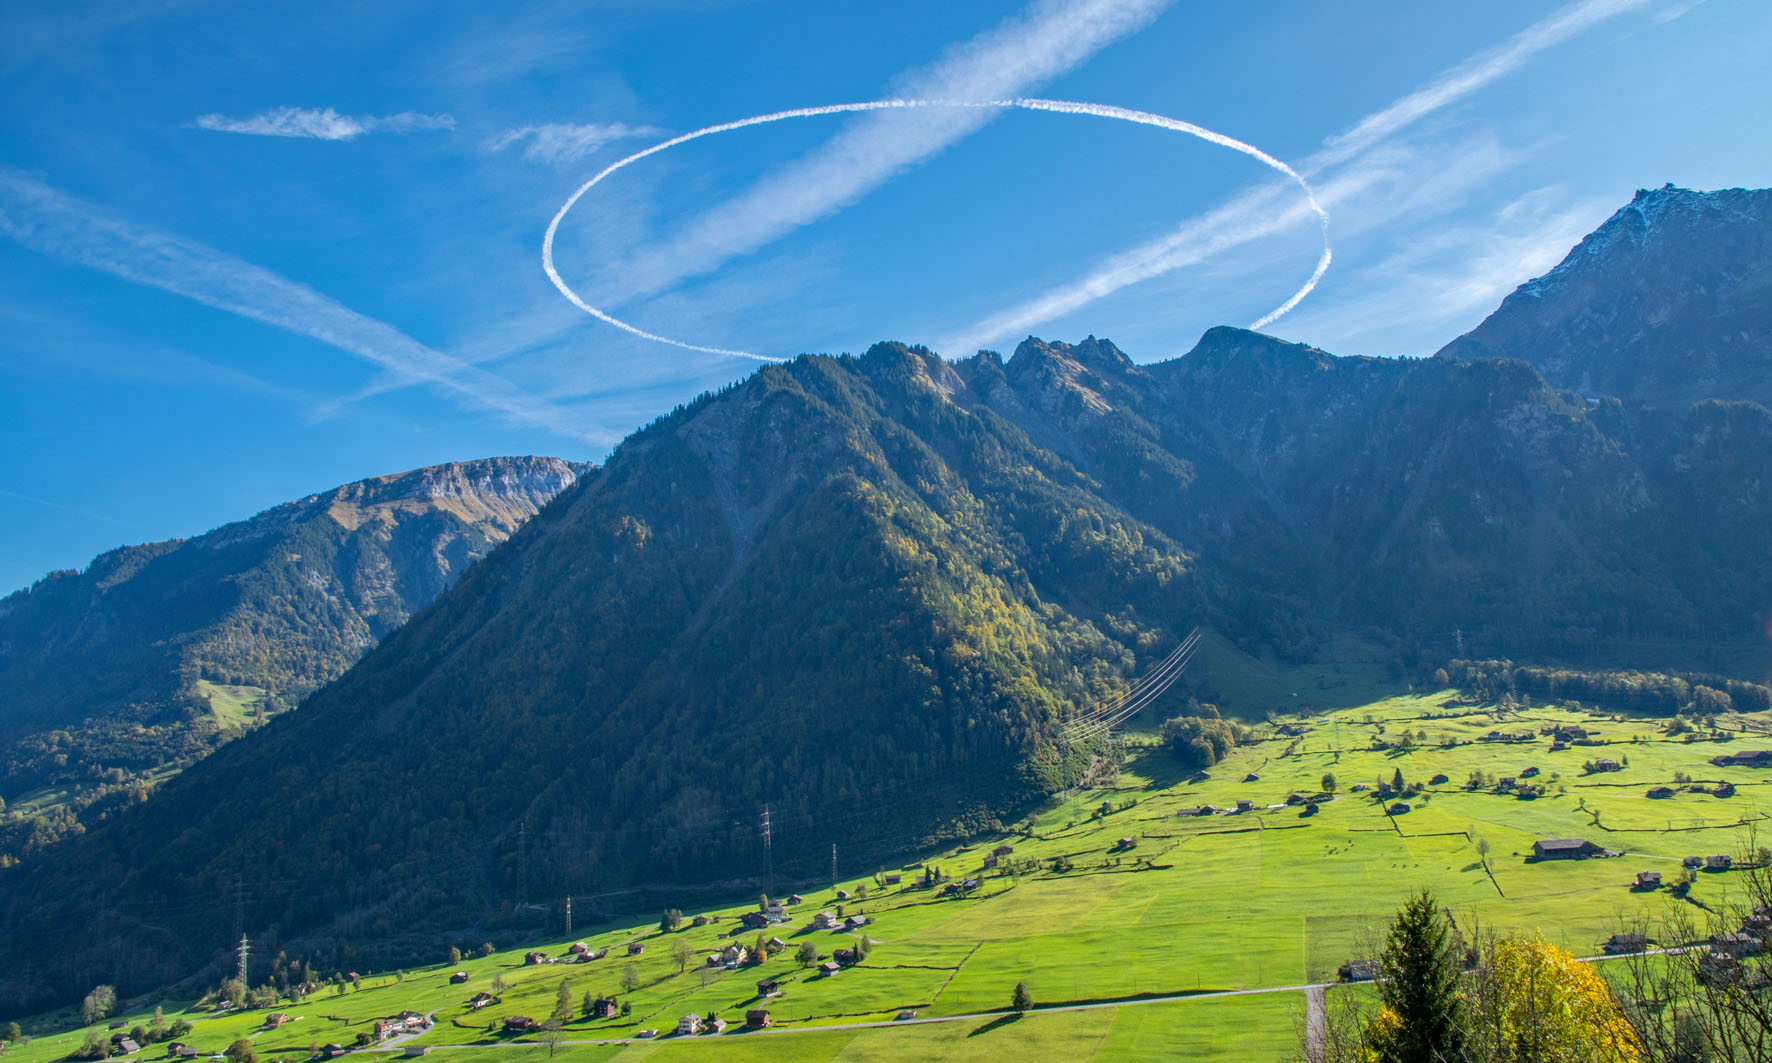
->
(0, 167, 602, 444)
(939, 0, 1652, 354)
(544, 99, 1329, 360)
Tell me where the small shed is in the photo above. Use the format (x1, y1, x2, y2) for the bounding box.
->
(1635, 871, 1662, 889)
(745, 1009, 772, 1030)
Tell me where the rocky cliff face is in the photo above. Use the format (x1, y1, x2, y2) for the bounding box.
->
(1437, 185, 1772, 407)
(0, 455, 589, 861)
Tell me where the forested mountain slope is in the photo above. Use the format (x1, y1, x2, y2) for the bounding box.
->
(6, 315, 1772, 1012)
(0, 457, 587, 863)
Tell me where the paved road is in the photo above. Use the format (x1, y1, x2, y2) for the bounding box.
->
(358, 945, 1698, 1052)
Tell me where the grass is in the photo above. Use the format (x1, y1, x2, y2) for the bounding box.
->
(10, 689, 1772, 1063)
(194, 680, 270, 731)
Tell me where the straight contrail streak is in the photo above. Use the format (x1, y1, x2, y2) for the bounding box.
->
(543, 101, 1329, 361)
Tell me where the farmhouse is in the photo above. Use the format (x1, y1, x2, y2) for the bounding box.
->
(627, 942, 645, 955)
(502, 1017, 536, 1036)
(467, 992, 495, 1009)
(1636, 871, 1663, 889)
(449, 971, 469, 984)
(115, 1041, 140, 1055)
(1235, 800, 1255, 812)
(836, 889, 851, 901)
(819, 960, 841, 977)
(1684, 856, 1705, 869)
(675, 1015, 703, 1036)
(1591, 759, 1621, 773)
(845, 914, 871, 929)
(590, 997, 619, 1020)
(814, 911, 837, 929)
(883, 873, 901, 885)
(1708, 854, 1734, 870)
(1339, 960, 1381, 982)
(1713, 750, 1772, 768)
(788, 894, 805, 904)
(1647, 786, 1676, 799)
(1713, 932, 1765, 956)
(756, 978, 782, 997)
(524, 950, 548, 965)
(993, 844, 1015, 857)
(1605, 933, 1648, 954)
(1532, 838, 1603, 860)
(745, 1009, 772, 1030)
(264, 1014, 291, 1029)
(692, 915, 711, 927)
(982, 855, 998, 869)
(1522, 766, 1540, 777)
(1715, 781, 1738, 798)
(740, 911, 769, 930)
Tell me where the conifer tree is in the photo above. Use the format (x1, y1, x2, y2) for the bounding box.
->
(1375, 890, 1464, 1063)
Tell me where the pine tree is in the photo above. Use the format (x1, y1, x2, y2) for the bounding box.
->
(1375, 890, 1464, 1063)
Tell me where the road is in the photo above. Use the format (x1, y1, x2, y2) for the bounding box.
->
(359, 945, 1696, 1052)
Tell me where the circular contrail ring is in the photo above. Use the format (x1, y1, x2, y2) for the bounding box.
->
(543, 98, 1332, 362)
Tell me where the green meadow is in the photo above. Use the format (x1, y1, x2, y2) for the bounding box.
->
(11, 691, 1772, 1062)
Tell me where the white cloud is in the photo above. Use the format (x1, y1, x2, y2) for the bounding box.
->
(489, 122, 662, 165)
(0, 167, 603, 444)
(937, 0, 1654, 355)
(587, 0, 1173, 305)
(194, 106, 455, 141)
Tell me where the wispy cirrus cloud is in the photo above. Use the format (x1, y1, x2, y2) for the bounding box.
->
(587, 0, 1173, 306)
(935, 0, 1654, 356)
(0, 167, 602, 444)
(489, 122, 662, 165)
(194, 106, 455, 141)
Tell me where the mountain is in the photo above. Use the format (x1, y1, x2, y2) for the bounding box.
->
(6, 315, 1772, 1012)
(1437, 185, 1772, 406)
(0, 457, 589, 864)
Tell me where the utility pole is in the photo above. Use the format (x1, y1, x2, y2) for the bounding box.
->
(760, 806, 773, 891)
(564, 896, 572, 936)
(233, 878, 248, 984)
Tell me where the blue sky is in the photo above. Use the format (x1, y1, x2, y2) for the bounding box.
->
(2, 0, 1768, 594)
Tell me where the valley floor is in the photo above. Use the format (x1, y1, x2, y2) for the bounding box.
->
(11, 691, 1772, 1062)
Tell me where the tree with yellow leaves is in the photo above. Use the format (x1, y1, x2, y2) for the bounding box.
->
(1461, 934, 1641, 1063)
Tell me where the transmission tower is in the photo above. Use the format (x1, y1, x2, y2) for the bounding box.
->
(564, 896, 572, 936)
(233, 878, 248, 983)
(760, 806, 774, 891)
(831, 843, 838, 888)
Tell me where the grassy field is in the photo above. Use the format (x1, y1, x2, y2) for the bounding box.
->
(10, 690, 1771, 1063)
(194, 680, 271, 730)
